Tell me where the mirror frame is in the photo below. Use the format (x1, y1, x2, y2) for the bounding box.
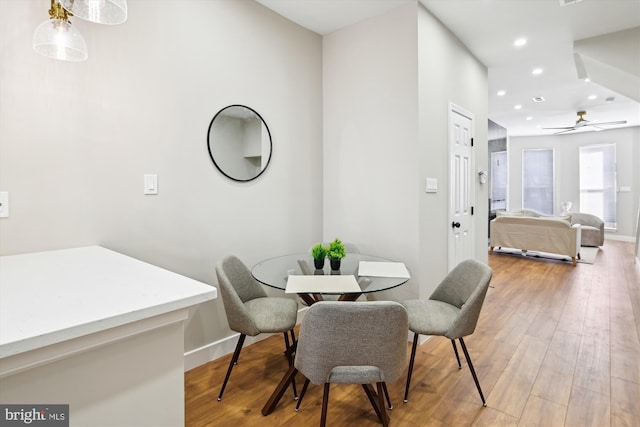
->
(207, 104, 273, 182)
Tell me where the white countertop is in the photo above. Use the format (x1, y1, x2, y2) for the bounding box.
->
(0, 246, 217, 359)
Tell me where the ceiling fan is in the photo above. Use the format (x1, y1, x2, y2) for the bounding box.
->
(542, 111, 627, 134)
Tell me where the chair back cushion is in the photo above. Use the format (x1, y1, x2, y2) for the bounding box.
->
(295, 301, 407, 385)
(430, 259, 493, 339)
(571, 212, 605, 229)
(216, 255, 267, 335)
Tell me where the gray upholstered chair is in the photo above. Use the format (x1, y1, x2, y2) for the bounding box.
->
(403, 259, 493, 406)
(294, 301, 408, 427)
(215, 255, 299, 401)
(571, 212, 604, 246)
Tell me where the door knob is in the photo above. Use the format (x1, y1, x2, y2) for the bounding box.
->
(451, 221, 461, 228)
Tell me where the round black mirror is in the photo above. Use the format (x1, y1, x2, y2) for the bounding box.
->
(207, 105, 272, 182)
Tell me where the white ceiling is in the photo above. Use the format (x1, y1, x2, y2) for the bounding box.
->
(256, 0, 640, 136)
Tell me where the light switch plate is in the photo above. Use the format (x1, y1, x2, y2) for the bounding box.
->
(0, 192, 8, 218)
(144, 175, 158, 195)
(425, 178, 438, 193)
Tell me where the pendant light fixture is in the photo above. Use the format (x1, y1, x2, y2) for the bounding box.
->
(60, 0, 127, 25)
(33, 0, 88, 62)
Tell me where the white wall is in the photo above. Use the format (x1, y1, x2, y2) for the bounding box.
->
(417, 4, 489, 297)
(0, 0, 323, 358)
(323, 2, 420, 300)
(508, 127, 640, 239)
(323, 2, 488, 301)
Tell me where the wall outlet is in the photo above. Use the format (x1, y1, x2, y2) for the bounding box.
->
(0, 192, 8, 218)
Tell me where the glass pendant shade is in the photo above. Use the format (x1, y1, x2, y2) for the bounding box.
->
(33, 19, 88, 62)
(60, 0, 127, 25)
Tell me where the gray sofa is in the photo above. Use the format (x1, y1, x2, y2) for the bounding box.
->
(570, 212, 605, 247)
(490, 211, 581, 266)
(496, 209, 605, 247)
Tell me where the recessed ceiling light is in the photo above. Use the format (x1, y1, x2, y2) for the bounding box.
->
(532, 96, 545, 103)
(584, 78, 591, 82)
(497, 90, 506, 96)
(514, 104, 522, 110)
(532, 68, 544, 75)
(514, 38, 527, 47)
(526, 117, 533, 121)
(588, 94, 597, 100)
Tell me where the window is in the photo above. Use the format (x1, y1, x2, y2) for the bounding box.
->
(522, 148, 554, 215)
(579, 144, 616, 229)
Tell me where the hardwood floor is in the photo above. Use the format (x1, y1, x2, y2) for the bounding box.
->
(185, 240, 640, 426)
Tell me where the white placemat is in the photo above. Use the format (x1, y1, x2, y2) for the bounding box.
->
(285, 275, 360, 293)
(358, 261, 410, 278)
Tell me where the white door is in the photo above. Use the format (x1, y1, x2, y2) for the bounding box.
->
(448, 105, 474, 270)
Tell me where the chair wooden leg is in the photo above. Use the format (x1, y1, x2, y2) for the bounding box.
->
(284, 329, 297, 360)
(377, 382, 390, 427)
(451, 339, 462, 368)
(320, 383, 330, 427)
(381, 382, 393, 409)
(290, 329, 297, 352)
(403, 332, 419, 402)
(283, 332, 298, 399)
(459, 337, 487, 406)
(218, 334, 246, 401)
(295, 378, 310, 412)
(362, 383, 389, 426)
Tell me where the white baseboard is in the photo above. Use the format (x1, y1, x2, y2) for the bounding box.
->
(605, 234, 634, 242)
(184, 307, 309, 372)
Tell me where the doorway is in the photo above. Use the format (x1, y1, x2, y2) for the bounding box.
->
(490, 151, 507, 210)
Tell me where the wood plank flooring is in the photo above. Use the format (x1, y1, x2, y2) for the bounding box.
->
(185, 240, 640, 426)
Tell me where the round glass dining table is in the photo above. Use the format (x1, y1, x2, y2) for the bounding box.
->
(251, 253, 409, 305)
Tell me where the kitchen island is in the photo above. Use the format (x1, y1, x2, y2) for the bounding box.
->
(0, 246, 217, 426)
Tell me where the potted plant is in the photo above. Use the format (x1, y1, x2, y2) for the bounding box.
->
(310, 243, 328, 269)
(328, 238, 346, 270)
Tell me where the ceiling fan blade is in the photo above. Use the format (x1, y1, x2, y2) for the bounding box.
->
(586, 120, 627, 126)
(544, 119, 626, 132)
(554, 128, 578, 135)
(541, 126, 576, 130)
